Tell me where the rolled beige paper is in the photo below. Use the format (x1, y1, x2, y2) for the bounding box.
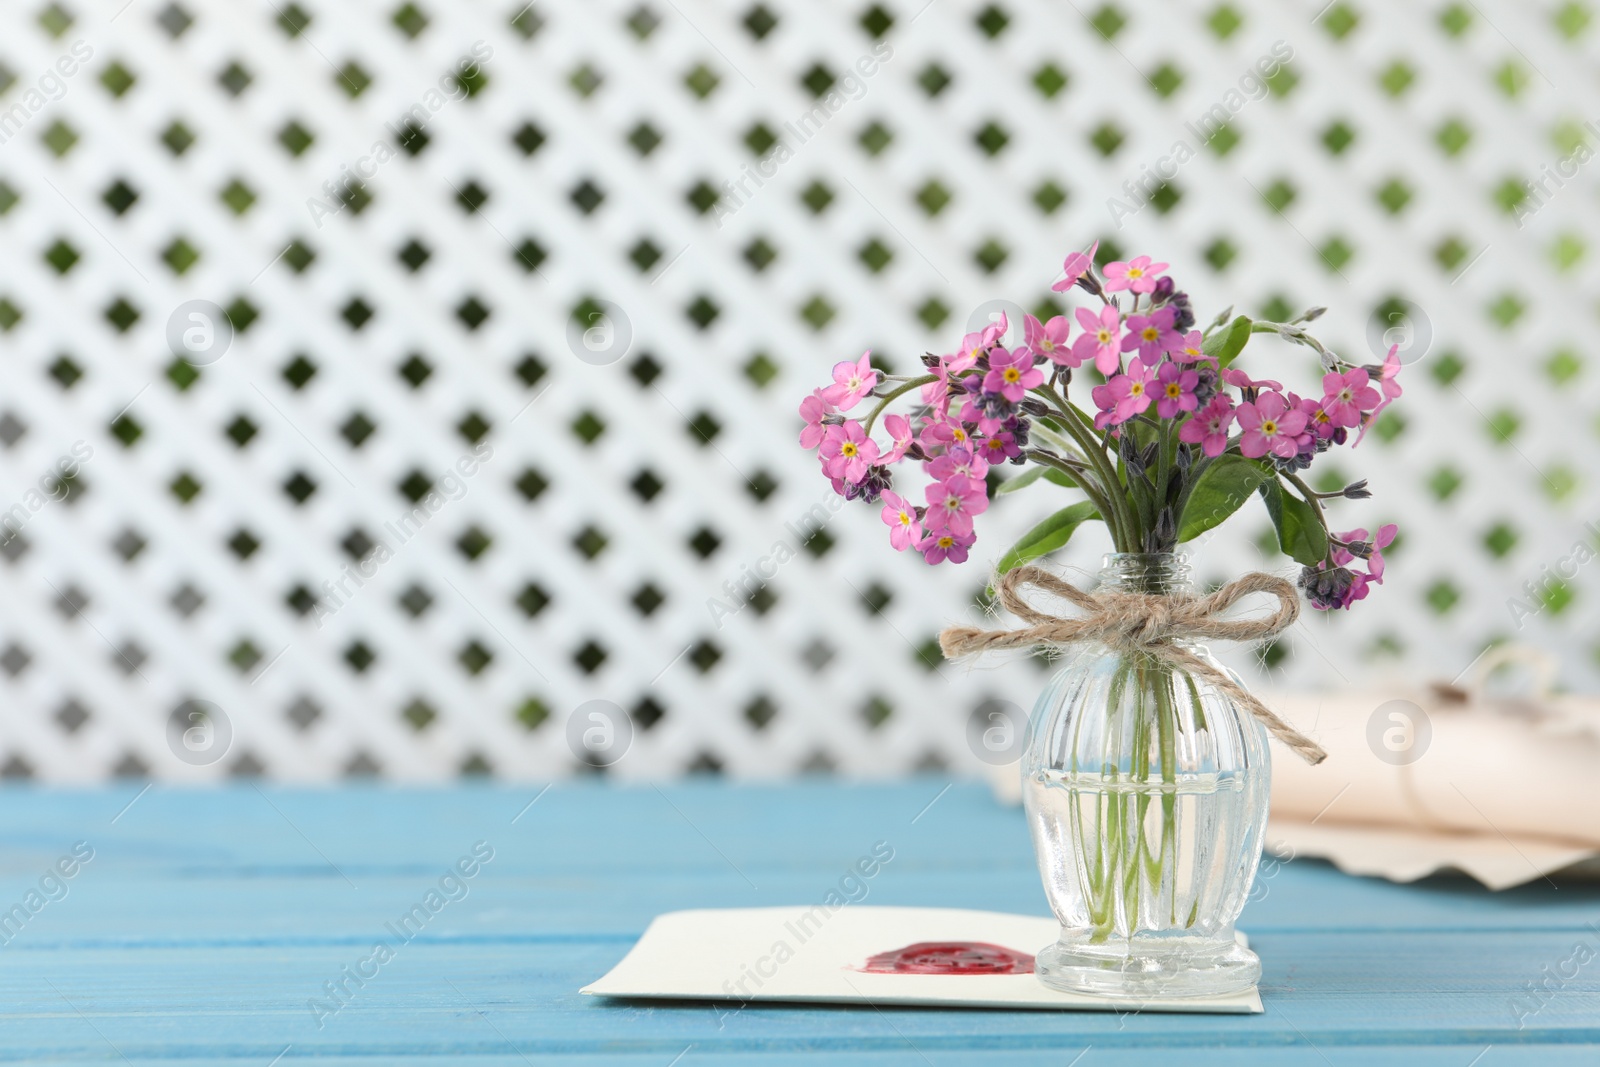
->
(1264, 688, 1600, 848)
(1264, 819, 1599, 890)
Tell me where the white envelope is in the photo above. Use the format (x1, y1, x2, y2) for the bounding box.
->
(582, 906, 1263, 1013)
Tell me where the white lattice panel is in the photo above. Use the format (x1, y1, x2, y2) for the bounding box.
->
(0, 0, 1597, 781)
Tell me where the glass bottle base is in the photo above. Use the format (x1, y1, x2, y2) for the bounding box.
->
(1034, 930, 1261, 999)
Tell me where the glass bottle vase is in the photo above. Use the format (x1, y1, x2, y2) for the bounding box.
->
(1022, 553, 1269, 998)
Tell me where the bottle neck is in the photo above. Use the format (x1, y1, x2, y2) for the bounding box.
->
(1097, 552, 1192, 596)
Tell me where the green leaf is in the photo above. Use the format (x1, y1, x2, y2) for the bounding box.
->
(1202, 315, 1252, 366)
(996, 465, 1047, 494)
(997, 463, 1081, 497)
(995, 502, 1101, 576)
(1029, 418, 1076, 451)
(1178, 456, 1272, 541)
(1258, 479, 1328, 565)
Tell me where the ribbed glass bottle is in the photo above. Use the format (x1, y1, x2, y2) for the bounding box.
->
(1022, 553, 1269, 998)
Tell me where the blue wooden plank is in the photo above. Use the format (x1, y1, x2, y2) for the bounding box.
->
(2, 783, 1595, 934)
(9, 1052, 1600, 1067)
(6, 934, 1595, 1050)
(0, 781, 1595, 1063)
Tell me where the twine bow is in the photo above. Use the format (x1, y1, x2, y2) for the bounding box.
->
(940, 565, 1327, 765)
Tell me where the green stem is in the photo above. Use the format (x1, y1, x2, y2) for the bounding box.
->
(1088, 661, 1133, 942)
(1154, 422, 1170, 512)
(1159, 420, 1181, 521)
(1170, 451, 1216, 535)
(1024, 449, 1116, 528)
(1120, 448, 1157, 540)
(1283, 471, 1335, 545)
(1031, 384, 1139, 551)
(1125, 656, 1151, 937)
(861, 375, 937, 435)
(1152, 662, 1179, 925)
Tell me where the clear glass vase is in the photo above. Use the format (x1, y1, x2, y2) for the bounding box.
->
(1022, 553, 1269, 998)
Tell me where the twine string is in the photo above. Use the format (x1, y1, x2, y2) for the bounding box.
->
(939, 565, 1328, 765)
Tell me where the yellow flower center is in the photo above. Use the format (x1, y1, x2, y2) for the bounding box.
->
(952, 427, 967, 442)
(1127, 267, 1144, 278)
(898, 511, 913, 526)
(1002, 367, 1020, 383)
(1097, 329, 1112, 343)
(841, 442, 858, 457)
(1040, 338, 1055, 351)
(1129, 382, 1144, 398)
(1141, 326, 1158, 342)
(1165, 383, 1181, 398)
(1260, 419, 1278, 435)
(938, 536, 954, 549)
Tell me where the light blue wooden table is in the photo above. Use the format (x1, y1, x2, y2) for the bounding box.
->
(0, 781, 1595, 1064)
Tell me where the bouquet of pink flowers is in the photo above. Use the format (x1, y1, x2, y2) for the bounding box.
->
(800, 244, 1402, 610)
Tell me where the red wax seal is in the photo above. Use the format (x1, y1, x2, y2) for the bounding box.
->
(858, 941, 1036, 975)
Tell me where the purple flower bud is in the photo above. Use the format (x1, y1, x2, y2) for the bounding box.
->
(1269, 449, 1313, 473)
(1120, 434, 1152, 476)
(845, 465, 894, 504)
(1170, 291, 1195, 332)
(981, 392, 1017, 421)
(1155, 506, 1177, 546)
(1298, 564, 1359, 610)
